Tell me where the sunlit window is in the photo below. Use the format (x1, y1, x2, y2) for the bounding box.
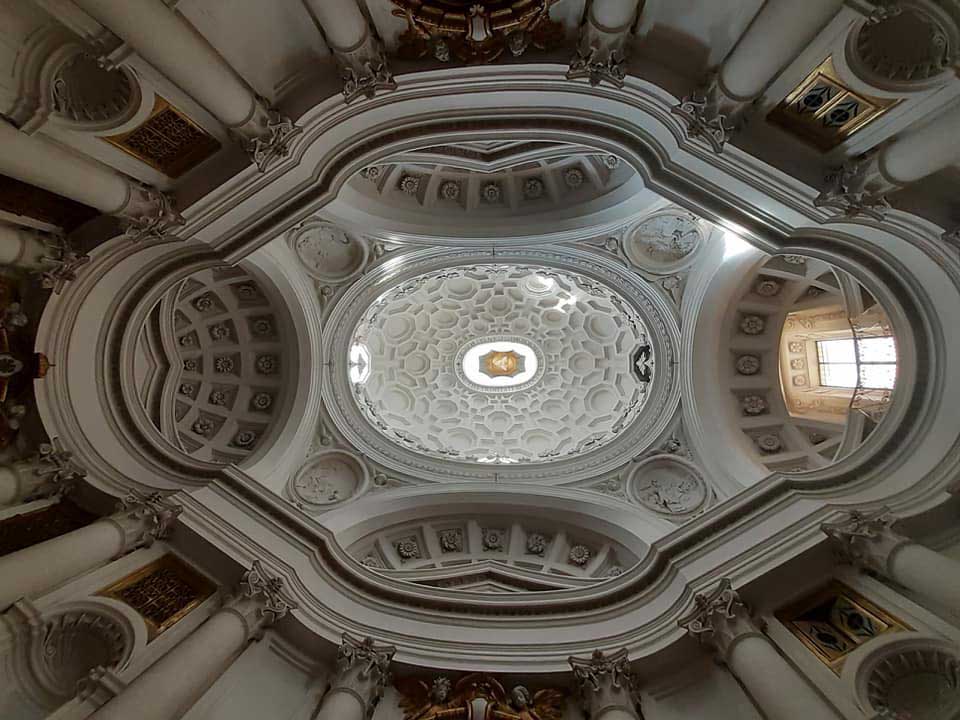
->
(816, 337, 896, 390)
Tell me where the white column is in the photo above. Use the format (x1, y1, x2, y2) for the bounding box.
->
(314, 634, 395, 720)
(0, 120, 182, 241)
(824, 509, 960, 612)
(0, 442, 86, 507)
(303, 0, 395, 102)
(719, 0, 843, 101)
(0, 223, 51, 271)
(567, 0, 640, 88)
(680, 579, 841, 720)
(88, 561, 294, 720)
(71, 0, 299, 169)
(569, 648, 641, 719)
(0, 490, 180, 611)
(673, 0, 843, 151)
(879, 101, 960, 185)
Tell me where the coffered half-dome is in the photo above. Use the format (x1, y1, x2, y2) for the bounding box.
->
(323, 140, 663, 244)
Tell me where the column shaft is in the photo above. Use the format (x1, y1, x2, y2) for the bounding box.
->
(721, 0, 842, 100)
(889, 542, 960, 611)
(727, 635, 839, 720)
(0, 120, 130, 214)
(88, 609, 247, 720)
(0, 223, 50, 270)
(314, 690, 366, 720)
(590, 0, 639, 31)
(880, 101, 960, 184)
(72, 0, 256, 128)
(0, 520, 123, 610)
(303, 0, 369, 50)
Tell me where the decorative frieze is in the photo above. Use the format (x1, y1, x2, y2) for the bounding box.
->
(397, 674, 564, 720)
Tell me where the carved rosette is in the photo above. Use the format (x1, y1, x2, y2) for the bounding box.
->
(118, 183, 185, 243)
(671, 75, 738, 153)
(821, 508, 912, 576)
(677, 579, 765, 663)
(569, 647, 642, 718)
(335, 31, 397, 104)
(107, 489, 183, 554)
(226, 560, 296, 640)
(331, 633, 397, 717)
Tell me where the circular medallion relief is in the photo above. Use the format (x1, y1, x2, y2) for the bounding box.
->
(290, 450, 368, 507)
(628, 456, 709, 515)
(288, 219, 368, 283)
(624, 211, 705, 274)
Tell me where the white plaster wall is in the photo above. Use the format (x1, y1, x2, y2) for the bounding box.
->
(182, 634, 324, 720)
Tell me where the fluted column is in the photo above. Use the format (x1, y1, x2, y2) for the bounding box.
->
(823, 508, 960, 612)
(567, 0, 641, 87)
(88, 561, 294, 720)
(815, 101, 960, 218)
(0, 442, 87, 507)
(71, 0, 299, 170)
(0, 119, 182, 242)
(303, 0, 395, 103)
(679, 579, 841, 720)
(0, 489, 181, 611)
(674, 0, 843, 151)
(314, 634, 395, 720)
(569, 648, 642, 719)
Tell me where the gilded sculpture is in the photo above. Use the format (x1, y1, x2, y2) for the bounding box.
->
(391, 0, 564, 65)
(397, 673, 564, 720)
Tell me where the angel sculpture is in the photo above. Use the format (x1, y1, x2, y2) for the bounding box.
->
(496, 685, 564, 720)
(396, 676, 462, 719)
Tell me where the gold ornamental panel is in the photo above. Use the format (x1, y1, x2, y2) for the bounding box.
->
(99, 554, 215, 640)
(769, 58, 899, 151)
(101, 96, 221, 178)
(776, 581, 909, 674)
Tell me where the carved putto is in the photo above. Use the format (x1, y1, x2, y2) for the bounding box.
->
(397, 673, 563, 720)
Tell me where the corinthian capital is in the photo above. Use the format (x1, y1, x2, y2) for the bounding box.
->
(226, 560, 297, 640)
(117, 183, 185, 243)
(107, 489, 182, 553)
(678, 579, 764, 662)
(569, 647, 642, 718)
(821, 508, 912, 576)
(334, 29, 397, 103)
(331, 633, 396, 717)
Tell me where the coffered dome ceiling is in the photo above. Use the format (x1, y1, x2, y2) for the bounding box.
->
(348, 264, 654, 464)
(322, 247, 681, 484)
